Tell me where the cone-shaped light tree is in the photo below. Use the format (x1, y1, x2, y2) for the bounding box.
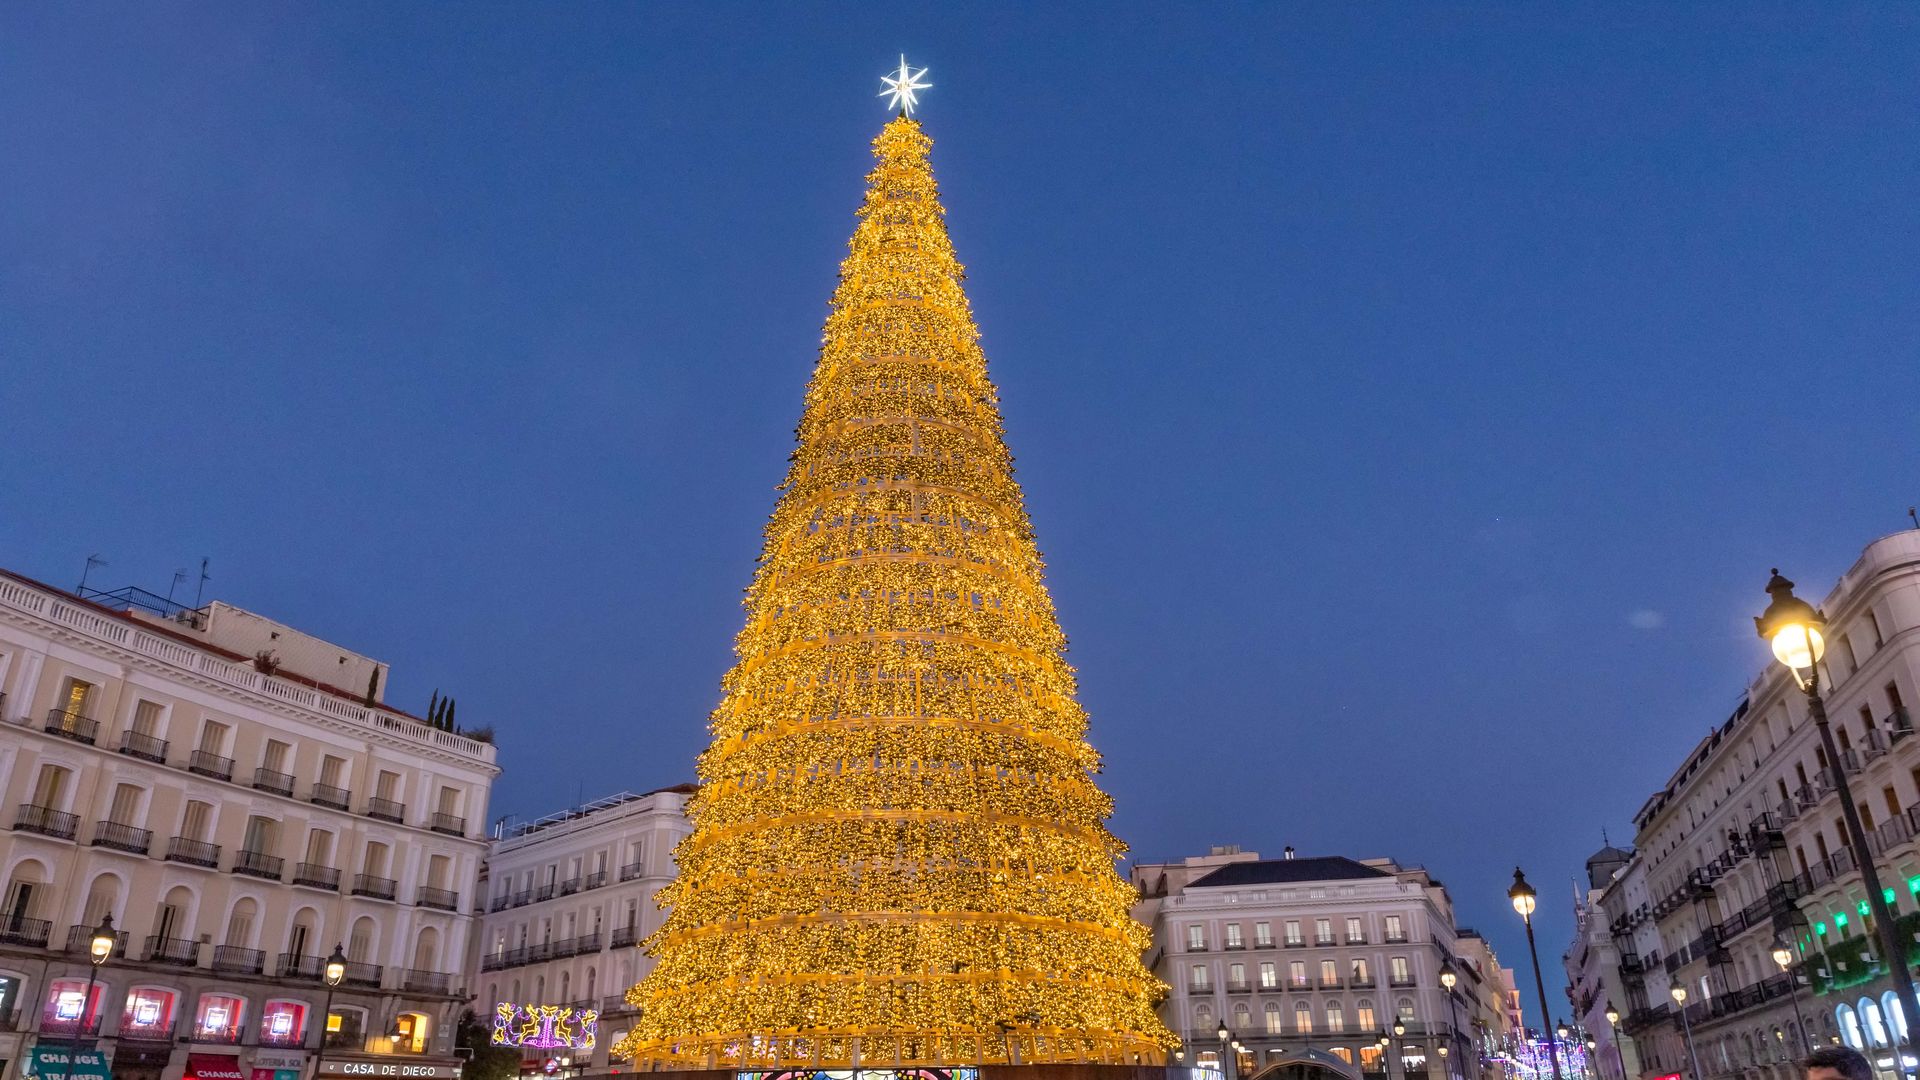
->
(618, 115, 1172, 1070)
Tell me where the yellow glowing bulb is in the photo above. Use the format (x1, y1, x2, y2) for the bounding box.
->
(1770, 623, 1824, 672)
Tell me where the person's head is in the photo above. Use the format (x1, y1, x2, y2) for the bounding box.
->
(1804, 1045, 1873, 1080)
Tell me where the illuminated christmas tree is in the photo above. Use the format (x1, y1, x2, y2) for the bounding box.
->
(617, 93, 1172, 1071)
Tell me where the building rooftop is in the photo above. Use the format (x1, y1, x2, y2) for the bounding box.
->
(1187, 855, 1393, 888)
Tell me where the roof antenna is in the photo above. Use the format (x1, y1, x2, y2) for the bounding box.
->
(78, 553, 108, 594)
(166, 568, 188, 608)
(193, 558, 211, 609)
(1908, 507, 1918, 531)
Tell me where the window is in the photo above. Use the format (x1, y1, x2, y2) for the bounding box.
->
(1326, 1002, 1345, 1033)
(197, 719, 229, 753)
(1260, 961, 1277, 988)
(29, 764, 69, 810)
(1315, 918, 1333, 944)
(305, 829, 334, 865)
(1396, 997, 1415, 1021)
(391, 1012, 429, 1054)
(1868, 611, 1885, 647)
(437, 786, 460, 815)
(375, 770, 400, 801)
(1385, 914, 1404, 941)
(57, 677, 95, 721)
(1188, 924, 1206, 950)
(319, 756, 345, 788)
(362, 841, 389, 877)
(1285, 920, 1302, 945)
(1228, 962, 1246, 988)
(1190, 963, 1210, 991)
(1841, 634, 1859, 674)
(427, 854, 450, 889)
(1391, 956, 1412, 985)
(261, 739, 290, 774)
(1346, 916, 1364, 942)
(118, 986, 176, 1037)
(1320, 959, 1338, 986)
(1295, 1002, 1313, 1034)
(1233, 1002, 1250, 1031)
(224, 900, 256, 947)
(1891, 682, 1908, 717)
(1255, 921, 1272, 946)
(328, 1007, 368, 1046)
(1225, 923, 1244, 948)
(261, 1001, 307, 1045)
(107, 783, 142, 825)
(243, 815, 278, 855)
(1352, 957, 1371, 984)
(45, 978, 107, 1033)
(131, 699, 162, 735)
(180, 801, 212, 841)
(1265, 1002, 1284, 1034)
(1357, 1000, 1377, 1030)
(195, 992, 246, 1043)
(1290, 961, 1308, 987)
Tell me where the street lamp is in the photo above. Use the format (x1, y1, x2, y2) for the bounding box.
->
(1440, 964, 1463, 1075)
(1379, 1033, 1396, 1080)
(1773, 937, 1814, 1056)
(1671, 985, 1702, 1080)
(1759, 569, 1920, 1067)
(1603, 1003, 1633, 1080)
(51, 915, 117, 1080)
(311, 945, 348, 1080)
(1509, 868, 1565, 1080)
(1217, 1020, 1234, 1080)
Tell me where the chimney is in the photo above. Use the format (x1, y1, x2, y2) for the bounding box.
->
(1284, 846, 1296, 860)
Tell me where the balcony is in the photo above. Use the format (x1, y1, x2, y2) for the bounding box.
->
(1226, 981, 1253, 994)
(310, 783, 351, 811)
(118, 729, 169, 764)
(189, 749, 234, 781)
(618, 860, 646, 882)
(341, 960, 382, 988)
(91, 820, 152, 855)
(610, 924, 639, 949)
(65, 924, 129, 956)
(252, 768, 295, 798)
(1189, 983, 1213, 994)
(1318, 978, 1343, 990)
(259, 1030, 307, 1049)
(212, 945, 265, 974)
(365, 797, 405, 824)
(166, 836, 221, 868)
(1350, 976, 1377, 989)
(352, 873, 397, 901)
(601, 994, 638, 1016)
(145, 935, 200, 965)
(1284, 939, 1306, 949)
(583, 870, 609, 890)
(401, 968, 451, 994)
(429, 812, 466, 836)
(15, 803, 78, 840)
(0, 917, 51, 948)
(233, 849, 285, 881)
(508, 889, 531, 908)
(416, 886, 459, 912)
(559, 876, 583, 897)
(1314, 937, 1335, 947)
(292, 862, 341, 891)
(533, 883, 557, 902)
(1384, 933, 1410, 944)
(1389, 975, 1417, 988)
(1288, 979, 1311, 990)
(278, 953, 324, 980)
(1346, 935, 1368, 945)
(45, 708, 98, 745)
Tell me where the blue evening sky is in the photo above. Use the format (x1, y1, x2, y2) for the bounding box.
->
(4, 5, 1917, 1015)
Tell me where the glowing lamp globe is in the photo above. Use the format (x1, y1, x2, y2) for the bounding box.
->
(324, 944, 348, 988)
(1670, 986, 1688, 1004)
(1756, 570, 1826, 674)
(1440, 965, 1458, 990)
(88, 915, 116, 964)
(1605, 1005, 1620, 1026)
(1509, 868, 1538, 917)
(1772, 942, 1795, 969)
(1393, 1019, 1407, 1037)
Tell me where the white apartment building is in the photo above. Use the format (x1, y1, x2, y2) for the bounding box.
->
(1596, 529, 1920, 1080)
(0, 569, 499, 1080)
(1568, 846, 1643, 1080)
(1135, 847, 1498, 1080)
(1451, 931, 1518, 1079)
(472, 787, 692, 1079)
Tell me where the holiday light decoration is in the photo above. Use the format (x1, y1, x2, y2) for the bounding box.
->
(492, 1004, 599, 1052)
(616, 115, 1172, 1069)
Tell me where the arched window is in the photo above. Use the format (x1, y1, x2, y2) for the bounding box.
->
(43, 977, 108, 1035)
(1233, 1002, 1250, 1030)
(412, 927, 439, 973)
(155, 885, 195, 943)
(1329, 1047, 1354, 1065)
(194, 992, 246, 1044)
(1861, 998, 1890, 1047)
(586, 967, 596, 1000)
(1295, 1001, 1313, 1034)
(1357, 999, 1377, 1030)
(1265, 1002, 1283, 1034)
(1885, 992, 1909, 1043)
(392, 1011, 429, 1054)
(286, 907, 318, 958)
(224, 898, 258, 948)
(328, 1006, 368, 1048)
(1837, 1004, 1864, 1049)
(81, 873, 122, 926)
(1396, 997, 1415, 1021)
(4, 858, 53, 927)
(347, 916, 375, 963)
(260, 1000, 307, 1046)
(560, 971, 571, 1003)
(1327, 1001, 1345, 1033)
(120, 986, 177, 1039)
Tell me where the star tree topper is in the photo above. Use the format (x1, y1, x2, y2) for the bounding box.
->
(880, 55, 932, 115)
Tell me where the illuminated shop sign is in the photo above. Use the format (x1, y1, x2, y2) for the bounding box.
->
(491, 1004, 598, 1052)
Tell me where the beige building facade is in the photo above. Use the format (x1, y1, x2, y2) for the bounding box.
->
(472, 787, 692, 1080)
(0, 569, 499, 1080)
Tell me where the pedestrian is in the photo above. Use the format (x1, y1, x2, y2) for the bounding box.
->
(1803, 1045, 1874, 1080)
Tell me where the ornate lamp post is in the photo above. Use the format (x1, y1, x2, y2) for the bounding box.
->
(1670, 986, 1702, 1080)
(51, 915, 117, 1080)
(1380, 1032, 1396, 1080)
(1773, 938, 1815, 1056)
(310, 945, 348, 1080)
(1441, 965, 1464, 1080)
(1604, 1003, 1634, 1080)
(1757, 569, 1920, 1068)
(1510, 869, 1565, 1080)
(1217, 1020, 1234, 1080)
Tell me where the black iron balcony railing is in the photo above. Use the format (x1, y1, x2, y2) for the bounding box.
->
(91, 820, 152, 855)
(1346, 934, 1369, 945)
(324, 1032, 365, 1050)
(1384, 933, 1411, 944)
(1226, 981, 1252, 993)
(211, 945, 265, 974)
(1350, 975, 1377, 989)
(365, 797, 405, 823)
(310, 783, 351, 811)
(618, 860, 646, 882)
(1389, 974, 1417, 987)
(252, 768, 295, 797)
(610, 924, 639, 949)
(416, 886, 459, 912)
(233, 849, 284, 880)
(65, 924, 129, 955)
(1284, 938, 1306, 948)
(292, 862, 341, 890)
(401, 968, 451, 994)
(45, 708, 98, 745)
(145, 934, 200, 965)
(341, 960, 382, 988)
(583, 870, 609, 890)
(352, 873, 397, 901)
(1315, 936, 1336, 946)
(277, 952, 324, 980)
(166, 836, 221, 867)
(1318, 977, 1343, 989)
(508, 889, 531, 908)
(0, 916, 51, 948)
(191, 1026, 243, 1045)
(558, 877, 583, 896)
(15, 803, 78, 840)
(39, 1016, 102, 1038)
(189, 749, 234, 781)
(429, 812, 466, 836)
(259, 1029, 307, 1049)
(118, 729, 169, 763)
(533, 883, 556, 902)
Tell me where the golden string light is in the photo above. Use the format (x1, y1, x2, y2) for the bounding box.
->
(617, 116, 1173, 1069)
